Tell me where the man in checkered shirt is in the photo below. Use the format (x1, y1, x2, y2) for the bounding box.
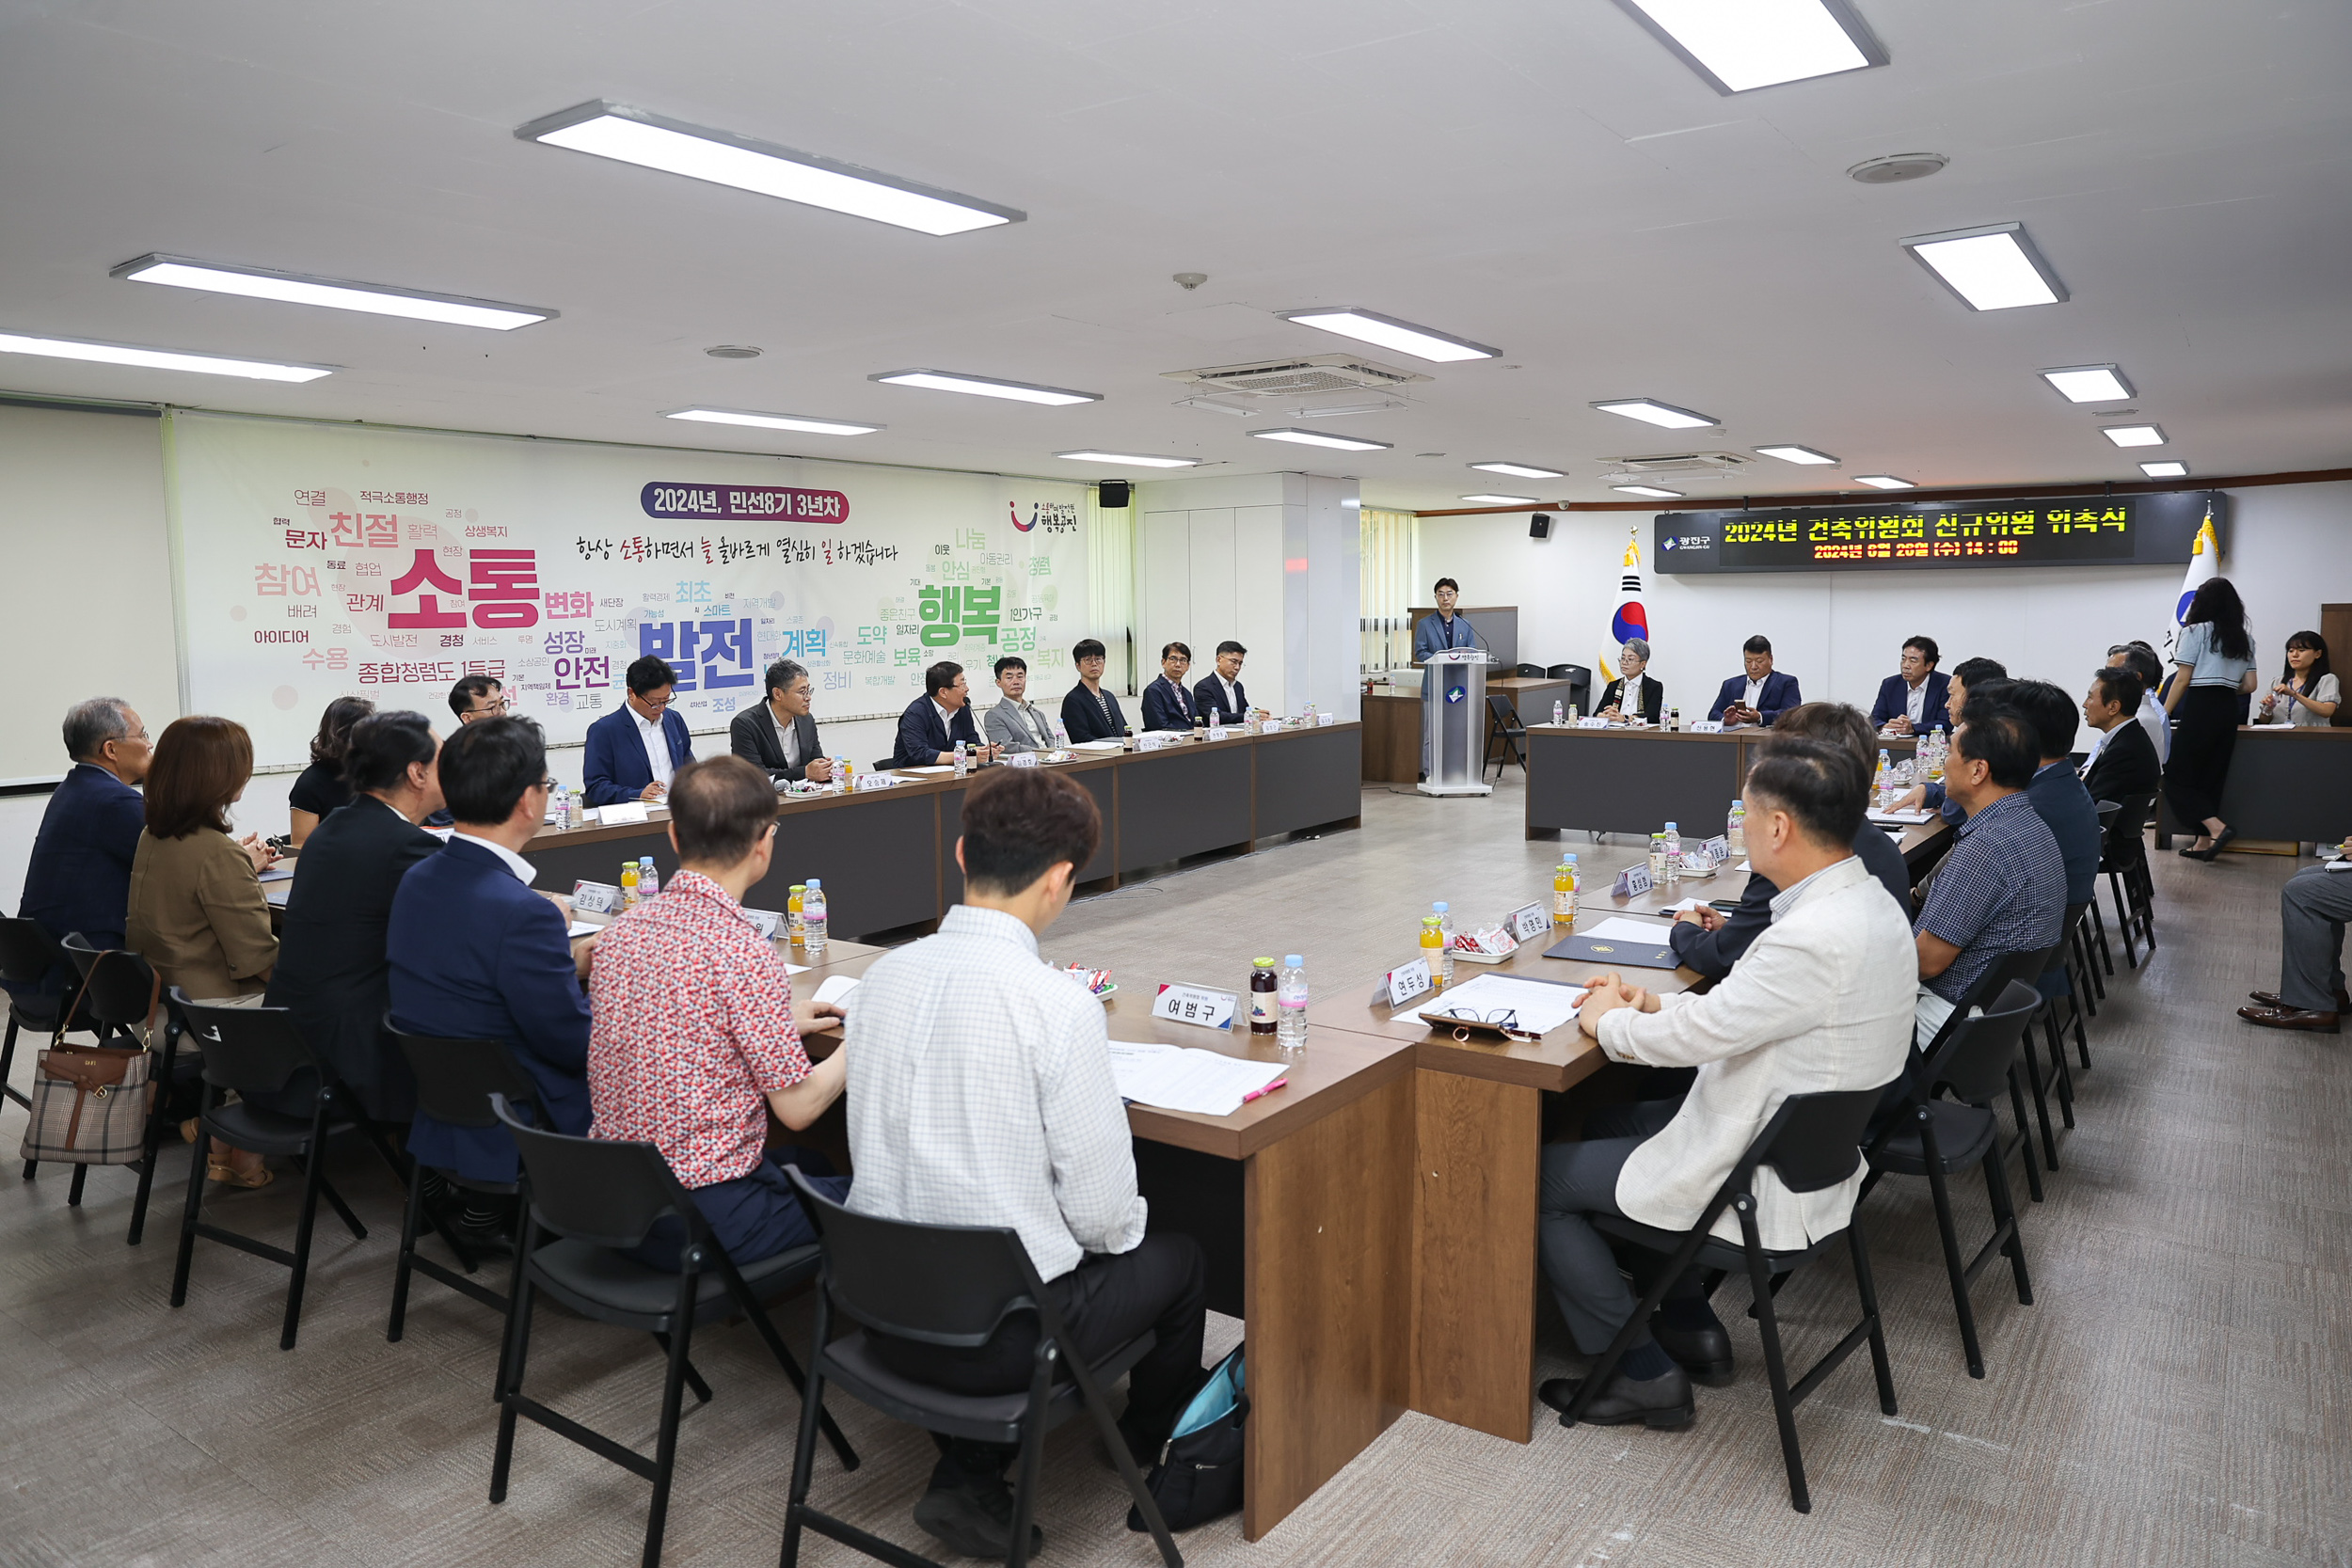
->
(844, 767, 1208, 1560)
(587, 755, 849, 1270)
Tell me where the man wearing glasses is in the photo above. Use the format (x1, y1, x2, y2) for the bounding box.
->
(582, 656, 696, 806)
(16, 697, 153, 993)
(447, 673, 510, 725)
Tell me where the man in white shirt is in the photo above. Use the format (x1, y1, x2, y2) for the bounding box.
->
(843, 767, 1207, 1559)
(1193, 640, 1254, 725)
(1535, 736, 1915, 1429)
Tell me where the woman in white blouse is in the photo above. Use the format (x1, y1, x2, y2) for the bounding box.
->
(2256, 630, 2340, 727)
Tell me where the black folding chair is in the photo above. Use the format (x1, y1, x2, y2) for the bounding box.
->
(2096, 792, 2158, 968)
(777, 1167, 1181, 1568)
(1864, 982, 2041, 1379)
(2081, 801, 2122, 992)
(0, 918, 101, 1176)
(1557, 1086, 1899, 1514)
(1484, 693, 1528, 782)
(1513, 662, 1544, 677)
(169, 993, 383, 1349)
(485, 1096, 856, 1568)
(1546, 663, 1592, 713)
(2032, 903, 2094, 1132)
(58, 935, 182, 1231)
(385, 1027, 547, 1363)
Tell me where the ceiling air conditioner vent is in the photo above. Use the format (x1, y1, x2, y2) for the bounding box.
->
(1162, 355, 1432, 398)
(1606, 451, 1753, 475)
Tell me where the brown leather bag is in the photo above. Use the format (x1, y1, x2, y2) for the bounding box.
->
(19, 956, 162, 1165)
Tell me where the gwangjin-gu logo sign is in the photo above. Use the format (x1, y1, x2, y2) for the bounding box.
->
(1010, 500, 1080, 534)
(642, 482, 850, 524)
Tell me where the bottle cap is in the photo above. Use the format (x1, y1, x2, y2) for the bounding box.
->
(806, 878, 822, 889)
(1565, 852, 1578, 863)
(642, 856, 655, 867)
(1665, 822, 1678, 831)
(1254, 957, 1275, 968)
(1433, 901, 1449, 913)
(1730, 799, 1741, 807)
(1285, 955, 1304, 967)
(790, 883, 806, 893)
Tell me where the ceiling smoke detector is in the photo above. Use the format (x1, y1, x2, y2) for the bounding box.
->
(1172, 272, 1208, 291)
(704, 344, 763, 358)
(1847, 152, 1949, 184)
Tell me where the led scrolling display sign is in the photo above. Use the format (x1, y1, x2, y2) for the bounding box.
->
(1655, 490, 2223, 576)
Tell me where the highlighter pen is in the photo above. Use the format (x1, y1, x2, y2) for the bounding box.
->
(1242, 1078, 1289, 1104)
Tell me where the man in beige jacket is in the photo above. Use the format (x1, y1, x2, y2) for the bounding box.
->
(1536, 736, 1915, 1429)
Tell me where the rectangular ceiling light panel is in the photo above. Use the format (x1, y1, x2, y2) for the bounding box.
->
(517, 102, 1023, 236)
(1754, 444, 1838, 465)
(2139, 461, 2188, 478)
(2040, 364, 2134, 404)
(1855, 474, 1915, 489)
(1611, 0, 1887, 93)
(1249, 428, 1391, 451)
(1461, 494, 1539, 505)
(1613, 483, 1684, 499)
(1278, 308, 1499, 363)
(665, 407, 881, 436)
(1593, 398, 1717, 430)
(1900, 223, 2067, 310)
(113, 255, 552, 330)
(1470, 461, 1566, 479)
(0, 330, 332, 382)
(869, 370, 1098, 405)
(1056, 451, 1200, 467)
(2101, 424, 2166, 447)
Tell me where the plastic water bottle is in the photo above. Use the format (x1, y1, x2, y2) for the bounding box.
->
(1552, 700, 1564, 726)
(803, 878, 828, 954)
(1662, 822, 1682, 886)
(1726, 800, 1746, 858)
(1873, 749, 1893, 808)
(619, 861, 640, 910)
(1277, 956, 1309, 1052)
(952, 741, 969, 778)
(1053, 720, 1070, 751)
(1433, 901, 1455, 984)
(638, 856, 659, 897)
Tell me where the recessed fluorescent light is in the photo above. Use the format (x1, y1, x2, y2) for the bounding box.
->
(1055, 451, 1199, 468)
(1899, 223, 2067, 310)
(0, 329, 332, 382)
(1248, 428, 1391, 452)
(1612, 483, 1685, 499)
(1277, 308, 1499, 364)
(1593, 398, 1717, 430)
(2039, 364, 2134, 404)
(111, 254, 552, 331)
(1755, 444, 1838, 465)
(516, 101, 1023, 237)
(1461, 494, 1539, 505)
(664, 407, 881, 436)
(2139, 461, 2188, 478)
(1855, 474, 1915, 489)
(1610, 0, 1888, 94)
(2102, 425, 2166, 448)
(1470, 461, 1566, 479)
(869, 370, 1099, 405)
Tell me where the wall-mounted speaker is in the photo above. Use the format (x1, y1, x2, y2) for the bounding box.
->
(1099, 480, 1133, 509)
(1529, 513, 1552, 540)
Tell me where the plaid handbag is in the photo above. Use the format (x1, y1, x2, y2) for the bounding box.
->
(18, 955, 161, 1165)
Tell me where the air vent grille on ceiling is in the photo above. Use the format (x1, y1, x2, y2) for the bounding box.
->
(1606, 451, 1753, 474)
(1162, 355, 1432, 397)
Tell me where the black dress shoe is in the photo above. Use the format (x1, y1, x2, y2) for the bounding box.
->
(1649, 1315, 1735, 1386)
(913, 1481, 1044, 1560)
(2238, 1004, 2341, 1034)
(1538, 1364, 1694, 1430)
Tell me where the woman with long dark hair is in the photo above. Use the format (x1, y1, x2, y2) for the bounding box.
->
(2164, 577, 2258, 860)
(287, 694, 375, 848)
(2256, 629, 2340, 727)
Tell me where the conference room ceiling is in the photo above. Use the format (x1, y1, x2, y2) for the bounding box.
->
(1, 0, 2346, 512)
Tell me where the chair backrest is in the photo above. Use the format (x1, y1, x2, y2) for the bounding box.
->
(2097, 790, 2155, 846)
(491, 1094, 690, 1250)
(393, 1024, 545, 1129)
(176, 993, 317, 1094)
(1486, 693, 1520, 726)
(60, 936, 162, 1029)
(1920, 980, 2041, 1106)
(786, 1165, 1044, 1347)
(0, 918, 68, 987)
(1733, 1085, 1885, 1196)
(2094, 800, 2121, 829)
(1514, 662, 1543, 677)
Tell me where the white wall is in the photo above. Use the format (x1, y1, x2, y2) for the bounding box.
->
(1418, 482, 2352, 717)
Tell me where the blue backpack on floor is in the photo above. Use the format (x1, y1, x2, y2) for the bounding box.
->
(1127, 1345, 1247, 1532)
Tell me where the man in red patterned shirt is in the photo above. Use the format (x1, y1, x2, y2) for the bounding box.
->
(588, 755, 849, 1268)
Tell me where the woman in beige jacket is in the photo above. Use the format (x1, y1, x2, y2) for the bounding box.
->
(126, 716, 281, 1185)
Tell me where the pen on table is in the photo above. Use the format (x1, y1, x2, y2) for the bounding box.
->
(1242, 1078, 1288, 1104)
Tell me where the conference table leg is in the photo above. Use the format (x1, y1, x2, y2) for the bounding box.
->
(1408, 1070, 1542, 1441)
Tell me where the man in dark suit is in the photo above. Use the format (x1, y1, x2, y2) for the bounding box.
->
(267, 711, 445, 1121)
(1867, 636, 1952, 735)
(1193, 641, 1254, 725)
(2080, 665, 2162, 805)
(1707, 636, 1802, 726)
(581, 656, 693, 806)
(1140, 641, 1200, 732)
(15, 697, 151, 996)
(389, 717, 593, 1188)
(1596, 638, 1664, 724)
(1060, 638, 1128, 742)
(892, 661, 993, 767)
(730, 657, 833, 784)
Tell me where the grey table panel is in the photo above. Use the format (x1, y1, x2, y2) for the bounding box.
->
(2156, 729, 2352, 843)
(524, 833, 668, 901)
(754, 791, 942, 939)
(1117, 746, 1254, 870)
(1526, 733, 1744, 839)
(1254, 728, 1364, 838)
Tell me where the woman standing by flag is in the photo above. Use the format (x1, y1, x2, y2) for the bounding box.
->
(2166, 576, 2258, 861)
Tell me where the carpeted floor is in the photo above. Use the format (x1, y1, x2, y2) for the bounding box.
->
(2, 778, 2345, 1567)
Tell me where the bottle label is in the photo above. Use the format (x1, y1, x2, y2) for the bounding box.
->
(1248, 991, 1277, 1029)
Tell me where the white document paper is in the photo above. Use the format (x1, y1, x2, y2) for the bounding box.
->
(566, 922, 601, 939)
(1072, 740, 1125, 752)
(1582, 915, 1677, 943)
(785, 964, 811, 975)
(811, 974, 861, 1006)
(1105, 1040, 1287, 1117)
(898, 765, 956, 776)
(1867, 807, 1935, 824)
(1662, 897, 1709, 913)
(1414, 974, 1588, 1035)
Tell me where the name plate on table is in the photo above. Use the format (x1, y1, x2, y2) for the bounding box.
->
(1316, 712, 1336, 727)
(1703, 835, 1729, 863)
(1152, 983, 1237, 1031)
(1611, 864, 1654, 899)
(739, 907, 783, 940)
(1261, 719, 1286, 735)
(1136, 732, 1178, 752)
(1007, 752, 1040, 768)
(595, 801, 651, 826)
(1686, 720, 1724, 734)
(1376, 958, 1434, 1009)
(1575, 717, 1612, 729)
(1506, 901, 1552, 943)
(571, 879, 621, 914)
(1206, 724, 1228, 742)
(1544, 931, 1680, 970)
(853, 772, 897, 791)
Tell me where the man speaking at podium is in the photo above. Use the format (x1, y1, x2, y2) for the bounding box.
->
(1415, 578, 1482, 779)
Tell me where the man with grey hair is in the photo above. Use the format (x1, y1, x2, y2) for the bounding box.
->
(17, 698, 152, 982)
(1597, 639, 1664, 724)
(730, 657, 832, 784)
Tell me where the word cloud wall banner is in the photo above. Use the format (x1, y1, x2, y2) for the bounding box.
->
(168, 412, 1089, 769)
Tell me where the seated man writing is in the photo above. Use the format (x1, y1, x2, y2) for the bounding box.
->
(843, 767, 1207, 1560)
(588, 756, 849, 1267)
(1537, 736, 1915, 1428)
